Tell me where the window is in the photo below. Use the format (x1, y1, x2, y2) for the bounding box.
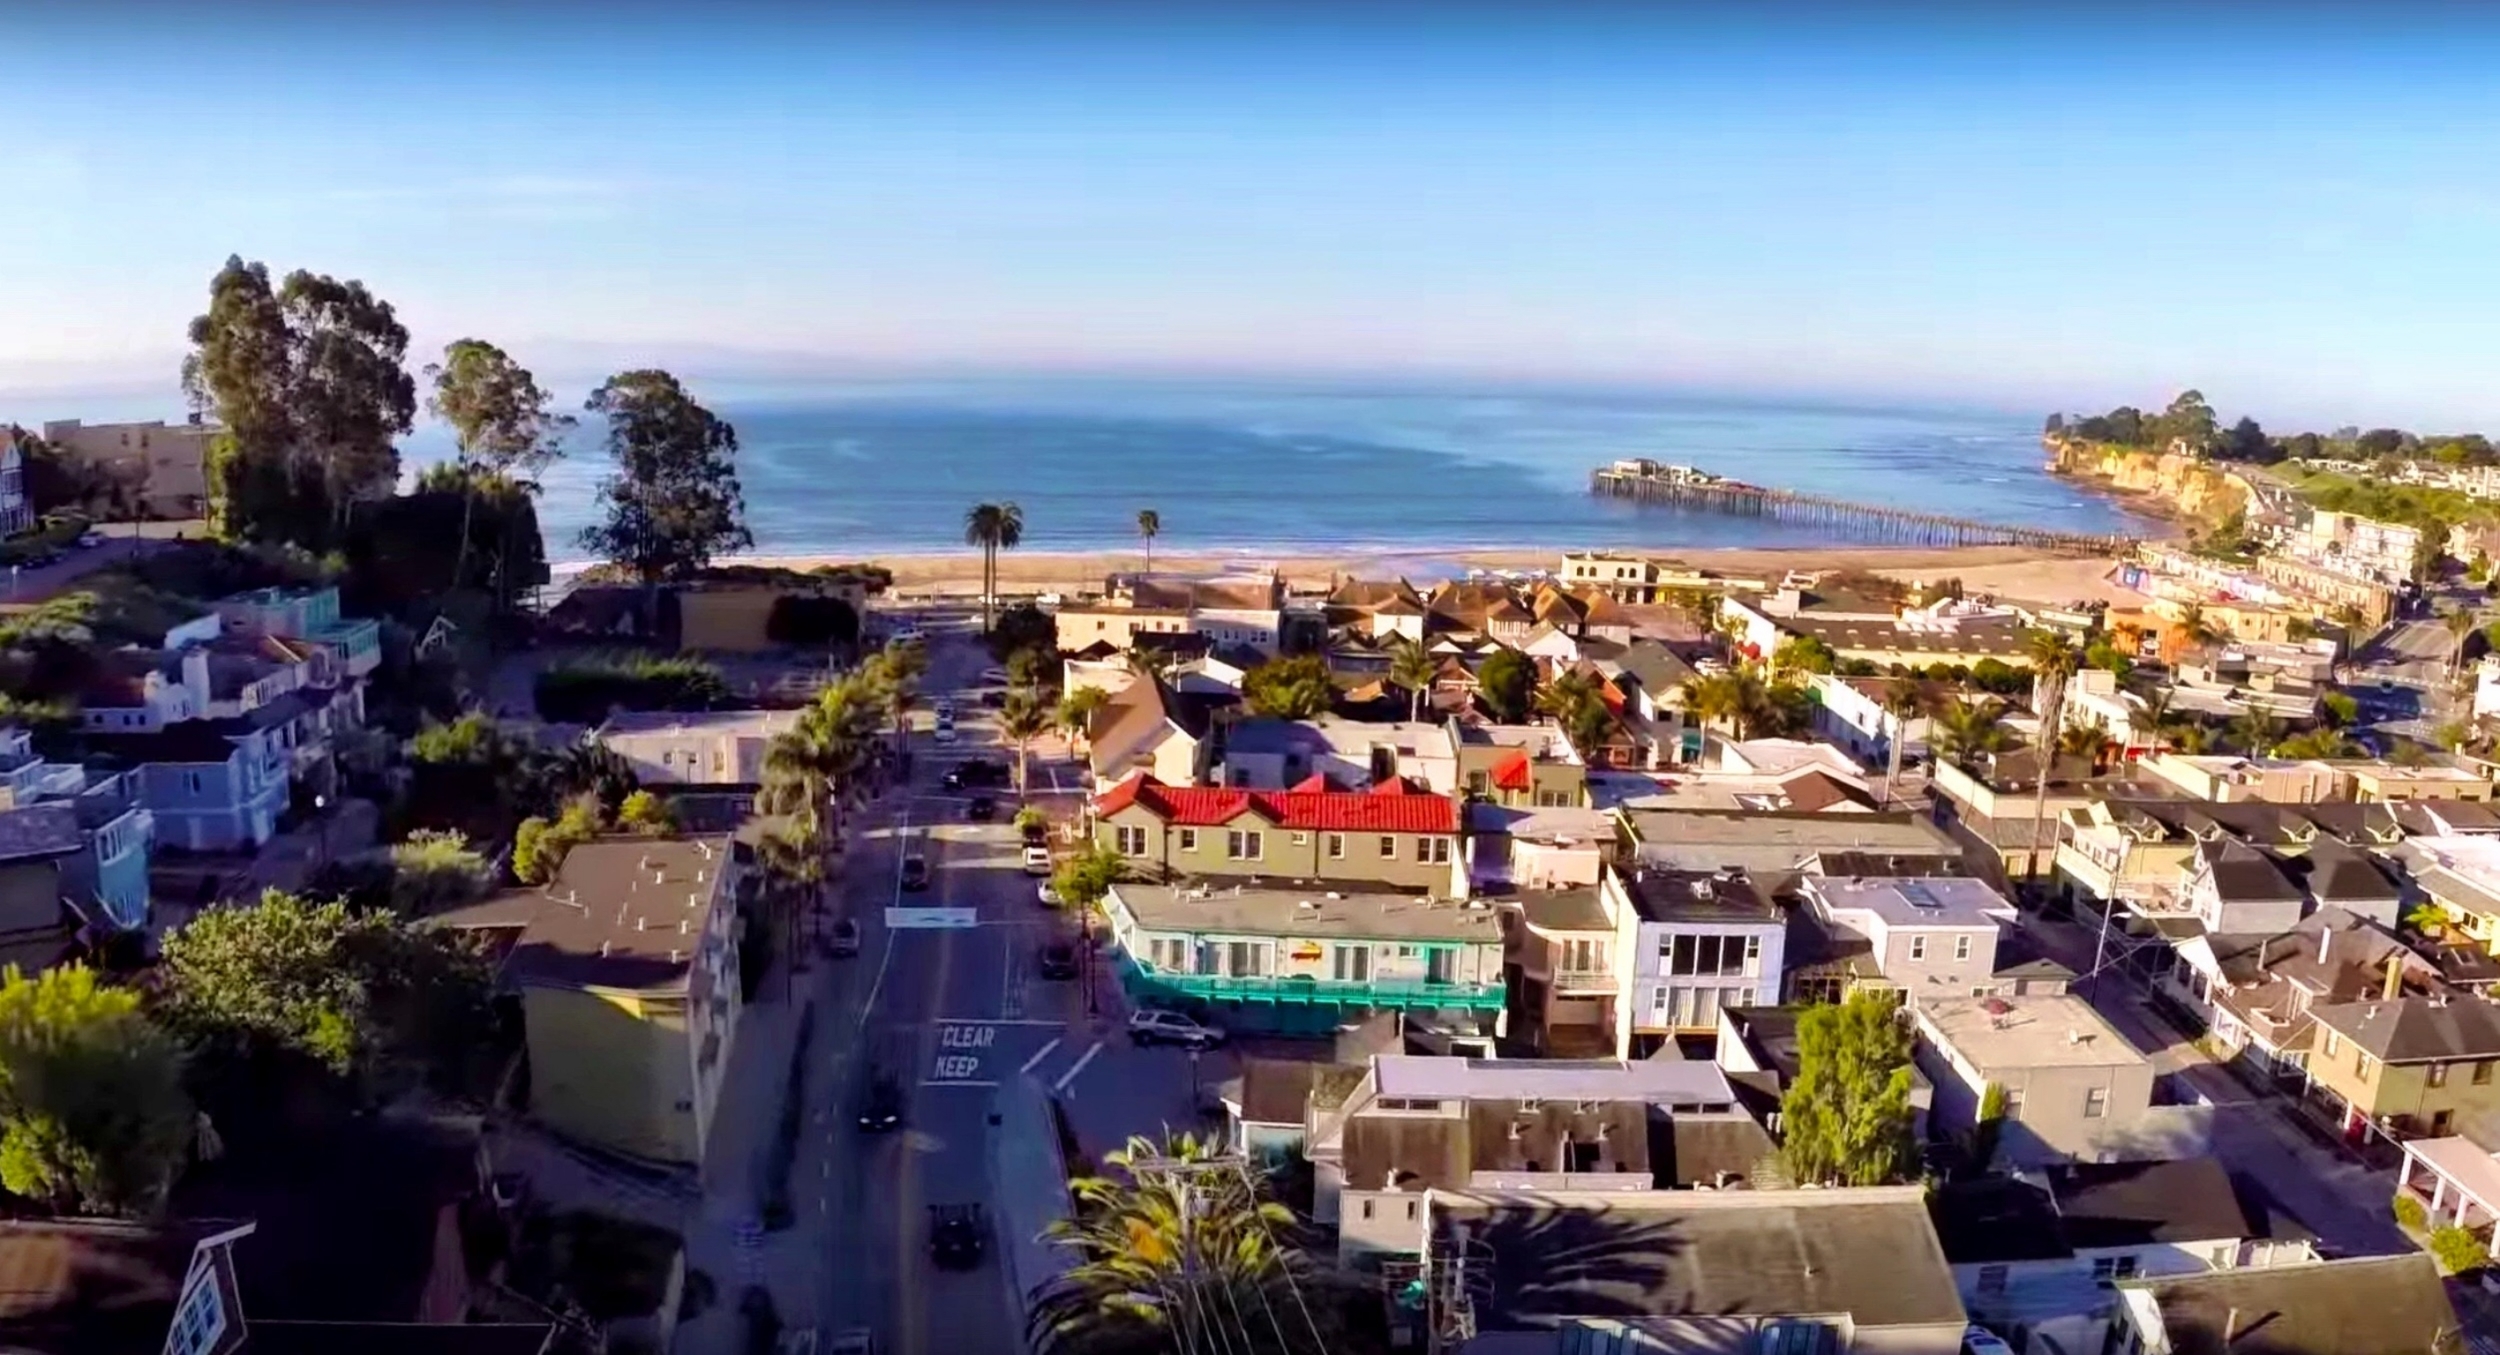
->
(1467, 771, 1489, 795)
(1908, 935, 1928, 962)
(2091, 1255, 2140, 1283)
(1954, 934, 1972, 962)
(1115, 825, 1149, 855)
(1293, 831, 1310, 846)
(2476, 1061, 2493, 1086)
(1178, 828, 1199, 852)
(1416, 837, 1450, 864)
(1405, 1199, 1418, 1221)
(167, 1269, 227, 1355)
(2434, 1110, 2456, 1136)
(1379, 835, 1397, 858)
(1668, 933, 1754, 978)
(1976, 1265, 2009, 1295)
(2003, 1088, 2024, 1120)
(2324, 1030, 2342, 1058)
(1536, 789, 1573, 808)
(2359, 1052, 2379, 1082)
(1227, 830, 1264, 860)
(1327, 834, 1346, 859)
(1361, 1199, 1375, 1220)
(2430, 1062, 2451, 1089)
(2084, 1087, 2109, 1119)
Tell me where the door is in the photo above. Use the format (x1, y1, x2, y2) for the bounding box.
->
(1333, 945, 1371, 981)
(1426, 948, 1456, 985)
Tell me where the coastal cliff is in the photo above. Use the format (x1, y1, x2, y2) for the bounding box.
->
(2044, 435, 2246, 529)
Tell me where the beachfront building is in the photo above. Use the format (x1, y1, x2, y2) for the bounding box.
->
(1053, 573, 1289, 656)
(1721, 586, 2031, 671)
(1102, 880, 1504, 1035)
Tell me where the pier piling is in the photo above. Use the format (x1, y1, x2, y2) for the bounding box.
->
(1589, 464, 2133, 557)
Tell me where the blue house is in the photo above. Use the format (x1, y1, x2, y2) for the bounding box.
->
(0, 727, 155, 937)
(84, 712, 290, 854)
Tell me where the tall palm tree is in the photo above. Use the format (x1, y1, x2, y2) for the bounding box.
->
(1000, 687, 1055, 796)
(2226, 708, 2281, 756)
(1878, 676, 1939, 808)
(2022, 630, 2081, 883)
(2058, 714, 2112, 773)
(2448, 607, 2481, 675)
(963, 501, 1027, 634)
(1029, 1131, 1310, 1355)
(1136, 509, 1161, 573)
(1386, 635, 1437, 723)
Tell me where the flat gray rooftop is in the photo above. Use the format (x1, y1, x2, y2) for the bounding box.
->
(1112, 882, 1503, 944)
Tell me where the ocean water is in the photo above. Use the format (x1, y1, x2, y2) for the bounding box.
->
(401, 378, 2151, 563)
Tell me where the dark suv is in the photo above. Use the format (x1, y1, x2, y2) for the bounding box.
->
(899, 855, 931, 891)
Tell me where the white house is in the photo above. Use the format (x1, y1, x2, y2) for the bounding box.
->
(0, 432, 31, 535)
(594, 709, 803, 787)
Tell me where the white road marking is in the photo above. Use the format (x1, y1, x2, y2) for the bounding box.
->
(1052, 1038, 1107, 1094)
(1019, 1036, 1064, 1074)
(932, 1016, 1064, 1026)
(921, 1079, 1001, 1089)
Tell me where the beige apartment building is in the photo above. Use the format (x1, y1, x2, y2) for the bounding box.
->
(41, 419, 214, 518)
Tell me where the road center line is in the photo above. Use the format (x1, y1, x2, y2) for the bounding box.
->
(1019, 1036, 1064, 1075)
(1052, 1038, 1106, 1094)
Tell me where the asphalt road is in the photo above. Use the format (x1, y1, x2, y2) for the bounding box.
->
(812, 609, 1239, 1354)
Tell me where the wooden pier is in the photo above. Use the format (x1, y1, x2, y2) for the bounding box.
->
(1590, 463, 2135, 556)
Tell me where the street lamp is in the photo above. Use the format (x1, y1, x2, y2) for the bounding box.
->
(310, 793, 329, 874)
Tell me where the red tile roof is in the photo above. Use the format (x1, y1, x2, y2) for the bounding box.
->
(1093, 774, 1458, 833)
(1491, 748, 1533, 792)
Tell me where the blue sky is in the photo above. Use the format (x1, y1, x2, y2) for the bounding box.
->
(6, 2, 2500, 428)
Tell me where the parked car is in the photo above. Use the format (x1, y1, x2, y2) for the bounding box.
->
(829, 918, 862, 957)
(1019, 817, 1049, 847)
(1961, 1327, 2016, 1355)
(858, 1069, 905, 1132)
(75, 531, 104, 549)
(967, 796, 997, 822)
(979, 667, 1011, 685)
(827, 1330, 877, 1355)
(1038, 940, 1080, 979)
(929, 1204, 987, 1270)
(891, 626, 926, 645)
(933, 723, 958, 745)
(899, 855, 932, 891)
(1021, 846, 1052, 876)
(1037, 880, 1063, 908)
(1128, 1009, 1225, 1049)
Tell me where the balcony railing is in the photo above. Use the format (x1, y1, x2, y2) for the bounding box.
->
(1138, 969, 1505, 1011)
(1551, 966, 1617, 994)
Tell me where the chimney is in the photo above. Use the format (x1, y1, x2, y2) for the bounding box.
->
(2385, 952, 2405, 1002)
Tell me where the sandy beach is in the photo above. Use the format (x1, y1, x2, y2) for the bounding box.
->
(704, 542, 2137, 608)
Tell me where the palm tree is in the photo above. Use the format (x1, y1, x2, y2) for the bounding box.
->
(1058, 685, 1111, 758)
(1878, 677, 1939, 808)
(2022, 630, 2081, 882)
(2448, 607, 2482, 675)
(2226, 708, 2281, 756)
(1386, 635, 1437, 723)
(1000, 687, 1055, 796)
(963, 501, 1027, 634)
(2058, 714, 2112, 773)
(1680, 669, 1770, 740)
(1136, 509, 1161, 573)
(1537, 668, 1613, 759)
(761, 673, 879, 846)
(1029, 1131, 1309, 1355)
(1931, 698, 2017, 764)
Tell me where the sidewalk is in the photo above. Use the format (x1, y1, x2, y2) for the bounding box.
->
(675, 958, 838, 1354)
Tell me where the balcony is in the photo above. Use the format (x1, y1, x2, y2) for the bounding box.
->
(1135, 968, 1505, 1012)
(1551, 965, 1618, 995)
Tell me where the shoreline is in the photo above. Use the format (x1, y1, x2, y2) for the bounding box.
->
(557, 540, 2140, 606)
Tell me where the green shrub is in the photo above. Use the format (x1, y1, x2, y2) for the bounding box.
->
(2429, 1223, 2486, 1274)
(2394, 1193, 2428, 1231)
(617, 790, 676, 836)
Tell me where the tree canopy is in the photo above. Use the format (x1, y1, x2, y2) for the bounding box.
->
(1778, 992, 1916, 1188)
(183, 257, 416, 551)
(1242, 654, 1335, 720)
(1475, 649, 1537, 723)
(0, 966, 191, 1216)
(579, 370, 751, 582)
(155, 892, 495, 1105)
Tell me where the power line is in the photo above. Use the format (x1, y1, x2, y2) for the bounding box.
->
(1232, 1159, 1329, 1355)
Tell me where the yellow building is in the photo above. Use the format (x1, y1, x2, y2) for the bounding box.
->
(436, 835, 743, 1168)
(2310, 994, 2500, 1141)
